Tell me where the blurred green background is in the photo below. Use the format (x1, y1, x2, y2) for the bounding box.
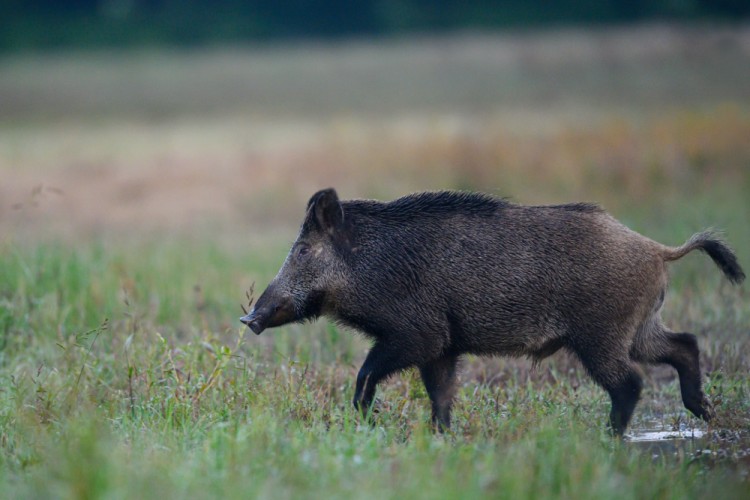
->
(3, 0, 749, 51)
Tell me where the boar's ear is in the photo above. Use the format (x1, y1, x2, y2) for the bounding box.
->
(307, 188, 344, 235)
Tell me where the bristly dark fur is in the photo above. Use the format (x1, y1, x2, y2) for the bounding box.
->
(247, 188, 744, 435)
(542, 202, 603, 213)
(344, 190, 507, 220)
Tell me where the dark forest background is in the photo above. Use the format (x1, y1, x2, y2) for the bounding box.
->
(2, 0, 750, 52)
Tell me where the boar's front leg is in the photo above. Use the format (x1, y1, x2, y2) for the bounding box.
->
(419, 354, 459, 432)
(353, 342, 420, 418)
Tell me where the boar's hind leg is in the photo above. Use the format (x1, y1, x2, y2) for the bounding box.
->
(635, 331, 715, 422)
(661, 332, 714, 421)
(576, 349, 643, 436)
(419, 354, 459, 432)
(604, 368, 643, 437)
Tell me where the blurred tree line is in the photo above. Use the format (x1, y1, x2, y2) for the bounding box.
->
(2, 0, 749, 51)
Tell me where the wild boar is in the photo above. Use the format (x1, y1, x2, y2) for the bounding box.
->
(240, 188, 744, 435)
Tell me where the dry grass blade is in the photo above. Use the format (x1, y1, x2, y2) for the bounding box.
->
(241, 282, 256, 314)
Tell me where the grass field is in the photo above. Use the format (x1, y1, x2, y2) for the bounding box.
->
(1, 25, 749, 498)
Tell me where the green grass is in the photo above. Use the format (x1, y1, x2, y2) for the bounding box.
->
(0, 215, 748, 498)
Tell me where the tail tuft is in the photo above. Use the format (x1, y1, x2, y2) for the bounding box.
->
(664, 230, 745, 285)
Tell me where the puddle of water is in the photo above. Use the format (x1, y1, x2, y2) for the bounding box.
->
(623, 414, 749, 478)
(627, 426, 750, 478)
(627, 429, 705, 442)
(626, 422, 710, 461)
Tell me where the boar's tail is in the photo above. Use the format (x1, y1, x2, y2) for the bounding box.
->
(663, 230, 745, 284)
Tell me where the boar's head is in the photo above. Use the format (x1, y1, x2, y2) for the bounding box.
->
(240, 188, 350, 334)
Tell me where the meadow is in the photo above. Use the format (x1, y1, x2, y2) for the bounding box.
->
(1, 25, 749, 498)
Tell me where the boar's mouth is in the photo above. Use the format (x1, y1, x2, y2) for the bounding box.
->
(240, 298, 295, 335)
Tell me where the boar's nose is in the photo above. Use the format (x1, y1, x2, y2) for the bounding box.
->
(240, 293, 295, 335)
(239, 308, 267, 335)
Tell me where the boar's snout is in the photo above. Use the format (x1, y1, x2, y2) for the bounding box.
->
(239, 289, 295, 335)
(239, 308, 267, 335)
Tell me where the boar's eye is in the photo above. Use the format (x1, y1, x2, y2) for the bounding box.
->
(296, 244, 311, 259)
